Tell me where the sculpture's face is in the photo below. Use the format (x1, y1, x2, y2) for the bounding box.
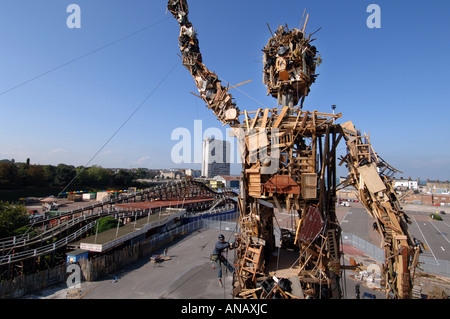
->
(262, 26, 320, 107)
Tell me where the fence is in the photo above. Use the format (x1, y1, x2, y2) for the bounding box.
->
(416, 256, 450, 278)
(342, 232, 450, 277)
(0, 265, 66, 299)
(79, 210, 239, 282)
(0, 209, 238, 299)
(342, 232, 385, 263)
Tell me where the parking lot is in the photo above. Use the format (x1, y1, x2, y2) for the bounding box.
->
(408, 211, 450, 262)
(337, 202, 450, 262)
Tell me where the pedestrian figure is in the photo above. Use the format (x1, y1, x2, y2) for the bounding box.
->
(211, 234, 235, 287)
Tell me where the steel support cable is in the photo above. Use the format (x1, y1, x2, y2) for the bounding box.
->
(58, 60, 179, 197)
(0, 17, 173, 262)
(218, 75, 268, 108)
(0, 16, 170, 97)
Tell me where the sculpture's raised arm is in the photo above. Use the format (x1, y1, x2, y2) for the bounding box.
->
(167, 0, 240, 126)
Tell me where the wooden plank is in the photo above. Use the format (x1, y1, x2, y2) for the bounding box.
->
(358, 163, 386, 194)
(248, 129, 268, 152)
(228, 79, 253, 90)
(250, 108, 262, 129)
(301, 14, 309, 33)
(302, 173, 317, 199)
(261, 108, 270, 128)
(341, 121, 356, 135)
(244, 110, 250, 130)
(273, 106, 289, 129)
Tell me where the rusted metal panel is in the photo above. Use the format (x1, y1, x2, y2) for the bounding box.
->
(298, 206, 324, 243)
(262, 175, 300, 195)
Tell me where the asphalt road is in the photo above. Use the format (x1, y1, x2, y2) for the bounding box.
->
(336, 202, 450, 262)
(77, 228, 236, 299)
(28, 225, 384, 300)
(408, 212, 450, 262)
(24, 202, 448, 301)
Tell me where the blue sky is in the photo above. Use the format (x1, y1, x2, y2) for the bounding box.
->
(0, 0, 449, 180)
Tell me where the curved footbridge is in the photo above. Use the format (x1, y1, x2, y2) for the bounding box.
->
(0, 180, 238, 279)
(73, 197, 219, 253)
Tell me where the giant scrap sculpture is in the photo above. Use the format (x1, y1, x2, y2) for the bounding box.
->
(167, 0, 421, 299)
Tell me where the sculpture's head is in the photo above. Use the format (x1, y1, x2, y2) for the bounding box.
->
(262, 25, 321, 108)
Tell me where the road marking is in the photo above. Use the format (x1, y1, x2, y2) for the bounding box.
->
(411, 215, 439, 265)
(429, 220, 450, 245)
(441, 246, 445, 252)
(340, 210, 352, 225)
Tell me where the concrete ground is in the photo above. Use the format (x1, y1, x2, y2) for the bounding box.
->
(24, 228, 237, 299)
(26, 225, 385, 300)
(23, 202, 449, 300)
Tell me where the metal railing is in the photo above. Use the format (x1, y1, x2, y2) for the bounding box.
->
(1, 180, 227, 250)
(342, 232, 450, 277)
(0, 221, 97, 265)
(145, 209, 238, 247)
(342, 232, 385, 263)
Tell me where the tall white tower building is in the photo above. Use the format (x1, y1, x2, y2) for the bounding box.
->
(202, 137, 230, 178)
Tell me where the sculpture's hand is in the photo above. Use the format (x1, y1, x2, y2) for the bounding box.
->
(167, 0, 240, 125)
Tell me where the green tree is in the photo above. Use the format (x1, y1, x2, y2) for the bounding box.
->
(113, 169, 134, 187)
(74, 166, 91, 187)
(0, 161, 21, 189)
(42, 165, 57, 186)
(88, 166, 112, 187)
(0, 201, 29, 238)
(27, 165, 46, 187)
(95, 216, 122, 233)
(16, 163, 29, 188)
(74, 165, 113, 188)
(54, 164, 76, 187)
(134, 168, 148, 179)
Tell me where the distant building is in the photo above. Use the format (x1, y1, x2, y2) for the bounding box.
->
(403, 193, 450, 206)
(393, 177, 419, 190)
(426, 179, 450, 193)
(185, 168, 201, 178)
(209, 180, 223, 190)
(202, 137, 230, 178)
(66, 249, 89, 264)
(160, 170, 185, 179)
(213, 175, 240, 188)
